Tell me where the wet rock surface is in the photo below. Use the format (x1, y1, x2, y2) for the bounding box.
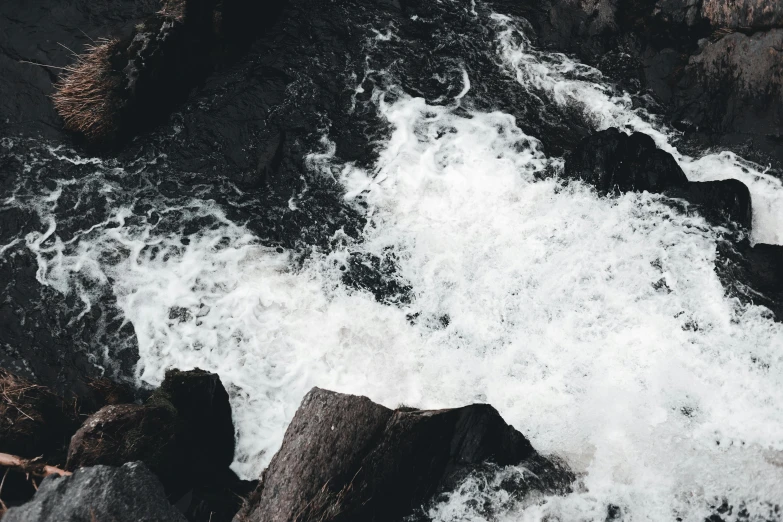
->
(2, 462, 187, 522)
(718, 241, 783, 321)
(666, 179, 753, 230)
(0, 367, 250, 521)
(701, 0, 783, 30)
(236, 387, 573, 522)
(674, 30, 783, 161)
(504, 0, 783, 166)
(564, 128, 688, 194)
(67, 368, 237, 502)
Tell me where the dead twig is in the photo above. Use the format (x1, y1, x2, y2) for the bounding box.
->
(0, 452, 71, 478)
(0, 467, 10, 511)
(18, 60, 72, 71)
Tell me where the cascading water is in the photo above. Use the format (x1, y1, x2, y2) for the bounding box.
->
(1, 3, 782, 521)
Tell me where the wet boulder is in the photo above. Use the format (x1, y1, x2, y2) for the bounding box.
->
(654, 0, 705, 29)
(718, 241, 783, 321)
(2, 461, 187, 522)
(564, 128, 689, 194)
(701, 0, 783, 30)
(66, 403, 178, 476)
(666, 179, 753, 229)
(152, 367, 236, 477)
(66, 368, 236, 502)
(673, 30, 783, 162)
(235, 387, 572, 522)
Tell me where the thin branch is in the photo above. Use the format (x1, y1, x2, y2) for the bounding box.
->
(0, 453, 71, 478)
(19, 60, 71, 71)
(0, 468, 9, 497)
(80, 29, 97, 44)
(57, 42, 79, 56)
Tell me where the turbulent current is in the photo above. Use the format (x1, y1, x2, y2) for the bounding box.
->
(2, 5, 783, 522)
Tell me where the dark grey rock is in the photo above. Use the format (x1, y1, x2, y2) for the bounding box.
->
(236, 388, 572, 522)
(654, 0, 704, 28)
(2, 461, 187, 522)
(66, 403, 179, 475)
(674, 30, 783, 160)
(666, 179, 753, 229)
(241, 387, 393, 522)
(717, 240, 783, 321)
(66, 368, 236, 502)
(564, 128, 689, 194)
(701, 0, 783, 30)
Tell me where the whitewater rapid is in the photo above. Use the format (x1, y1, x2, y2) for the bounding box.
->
(6, 8, 783, 522)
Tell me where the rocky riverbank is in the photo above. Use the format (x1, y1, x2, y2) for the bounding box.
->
(2, 0, 782, 520)
(0, 369, 573, 521)
(499, 0, 783, 167)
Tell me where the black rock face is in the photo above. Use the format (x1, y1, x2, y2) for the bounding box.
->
(673, 30, 783, 163)
(718, 241, 783, 322)
(666, 179, 753, 230)
(564, 128, 756, 231)
(66, 368, 236, 500)
(498, 0, 783, 167)
(2, 462, 187, 522)
(236, 388, 572, 522)
(563, 128, 689, 194)
(66, 402, 179, 476)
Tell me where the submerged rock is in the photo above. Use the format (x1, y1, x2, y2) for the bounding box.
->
(565, 128, 756, 231)
(2, 462, 187, 522)
(718, 241, 783, 321)
(236, 387, 572, 522)
(564, 128, 689, 194)
(666, 179, 753, 229)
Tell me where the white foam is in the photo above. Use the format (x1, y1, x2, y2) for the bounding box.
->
(11, 10, 783, 522)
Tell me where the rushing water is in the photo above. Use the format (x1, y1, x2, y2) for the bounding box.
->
(2, 4, 783, 522)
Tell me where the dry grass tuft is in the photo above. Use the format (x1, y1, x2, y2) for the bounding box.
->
(51, 38, 122, 141)
(0, 369, 49, 427)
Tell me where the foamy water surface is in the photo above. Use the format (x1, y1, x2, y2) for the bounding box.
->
(4, 8, 783, 522)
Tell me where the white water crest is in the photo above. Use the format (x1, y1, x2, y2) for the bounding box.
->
(10, 7, 783, 522)
(491, 13, 783, 246)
